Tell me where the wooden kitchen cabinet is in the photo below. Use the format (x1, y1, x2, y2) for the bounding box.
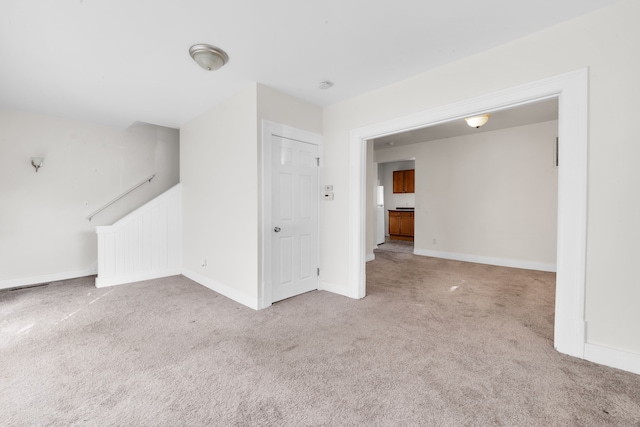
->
(393, 169, 415, 193)
(388, 210, 414, 241)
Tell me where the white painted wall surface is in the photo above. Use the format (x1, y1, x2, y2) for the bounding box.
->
(256, 84, 323, 136)
(256, 84, 324, 298)
(321, 0, 640, 355)
(96, 184, 182, 287)
(181, 84, 322, 309)
(0, 110, 179, 289)
(375, 122, 558, 269)
(180, 86, 259, 307)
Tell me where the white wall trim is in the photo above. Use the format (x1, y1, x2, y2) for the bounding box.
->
(260, 120, 323, 309)
(95, 268, 182, 288)
(0, 264, 97, 291)
(349, 69, 588, 360)
(584, 343, 640, 376)
(366, 253, 375, 262)
(95, 184, 182, 289)
(182, 268, 259, 310)
(414, 249, 556, 272)
(319, 280, 351, 297)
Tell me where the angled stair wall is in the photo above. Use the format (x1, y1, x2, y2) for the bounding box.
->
(95, 184, 181, 287)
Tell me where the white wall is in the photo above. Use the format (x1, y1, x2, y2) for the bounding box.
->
(96, 184, 182, 287)
(0, 110, 179, 289)
(256, 84, 323, 136)
(375, 122, 558, 268)
(181, 83, 322, 308)
(180, 86, 259, 306)
(321, 0, 640, 355)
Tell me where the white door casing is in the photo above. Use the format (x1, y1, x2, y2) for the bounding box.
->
(349, 69, 588, 359)
(261, 121, 323, 308)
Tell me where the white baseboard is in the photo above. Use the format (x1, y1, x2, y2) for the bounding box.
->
(413, 248, 556, 272)
(366, 253, 375, 262)
(584, 343, 640, 376)
(0, 263, 97, 291)
(95, 268, 182, 288)
(182, 268, 259, 310)
(319, 280, 351, 298)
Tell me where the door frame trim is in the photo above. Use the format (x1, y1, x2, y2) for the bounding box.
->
(348, 69, 588, 359)
(260, 120, 323, 309)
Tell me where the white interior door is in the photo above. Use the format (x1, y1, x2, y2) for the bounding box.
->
(271, 135, 319, 302)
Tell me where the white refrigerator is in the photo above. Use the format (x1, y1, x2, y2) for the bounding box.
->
(376, 186, 385, 245)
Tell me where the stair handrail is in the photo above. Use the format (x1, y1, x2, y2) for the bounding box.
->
(87, 174, 155, 222)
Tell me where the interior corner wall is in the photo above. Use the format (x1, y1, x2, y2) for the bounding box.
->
(256, 84, 323, 136)
(0, 110, 179, 289)
(180, 83, 321, 309)
(321, 0, 640, 354)
(180, 85, 259, 307)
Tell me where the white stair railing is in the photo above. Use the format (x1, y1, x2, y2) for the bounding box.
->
(87, 174, 155, 222)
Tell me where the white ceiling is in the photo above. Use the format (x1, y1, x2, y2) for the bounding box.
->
(0, 0, 619, 129)
(373, 98, 559, 150)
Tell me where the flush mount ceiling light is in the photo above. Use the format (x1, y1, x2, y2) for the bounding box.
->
(189, 44, 229, 71)
(318, 81, 334, 90)
(465, 114, 490, 128)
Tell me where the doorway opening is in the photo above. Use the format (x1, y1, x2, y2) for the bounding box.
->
(374, 159, 416, 257)
(371, 98, 558, 267)
(369, 98, 559, 346)
(348, 70, 587, 359)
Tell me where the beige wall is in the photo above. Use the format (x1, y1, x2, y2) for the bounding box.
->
(375, 121, 558, 267)
(322, 0, 640, 354)
(0, 110, 179, 286)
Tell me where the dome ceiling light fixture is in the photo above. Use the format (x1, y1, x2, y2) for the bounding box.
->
(189, 44, 229, 71)
(465, 114, 490, 128)
(318, 81, 334, 90)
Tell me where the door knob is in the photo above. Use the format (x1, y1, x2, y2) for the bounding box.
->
(274, 227, 281, 232)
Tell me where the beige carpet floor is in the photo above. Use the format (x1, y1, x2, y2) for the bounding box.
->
(1, 246, 640, 426)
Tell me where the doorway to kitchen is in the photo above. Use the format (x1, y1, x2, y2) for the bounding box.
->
(369, 100, 559, 359)
(348, 70, 587, 359)
(376, 160, 416, 253)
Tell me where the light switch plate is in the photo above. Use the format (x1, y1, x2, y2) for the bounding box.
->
(323, 192, 334, 200)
